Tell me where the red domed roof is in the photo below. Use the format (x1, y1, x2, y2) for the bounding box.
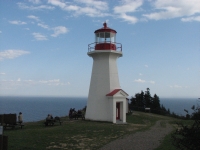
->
(94, 22, 117, 33)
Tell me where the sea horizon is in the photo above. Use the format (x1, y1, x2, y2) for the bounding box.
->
(0, 96, 199, 122)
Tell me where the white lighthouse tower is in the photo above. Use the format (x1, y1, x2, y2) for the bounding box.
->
(85, 22, 128, 123)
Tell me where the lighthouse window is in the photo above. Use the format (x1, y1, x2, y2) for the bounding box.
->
(95, 33, 100, 43)
(105, 32, 110, 42)
(110, 33, 116, 43)
(99, 32, 104, 43)
(95, 32, 116, 43)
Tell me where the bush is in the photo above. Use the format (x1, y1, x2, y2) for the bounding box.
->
(171, 105, 200, 150)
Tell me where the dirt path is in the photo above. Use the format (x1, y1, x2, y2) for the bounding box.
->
(99, 120, 173, 150)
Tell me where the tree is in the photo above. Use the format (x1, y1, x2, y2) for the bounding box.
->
(167, 108, 171, 114)
(144, 88, 152, 107)
(132, 91, 144, 107)
(130, 96, 136, 106)
(151, 94, 160, 109)
(130, 88, 164, 114)
(140, 91, 145, 107)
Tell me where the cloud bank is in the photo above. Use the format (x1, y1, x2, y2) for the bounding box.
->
(134, 79, 155, 84)
(143, 0, 200, 21)
(0, 50, 30, 61)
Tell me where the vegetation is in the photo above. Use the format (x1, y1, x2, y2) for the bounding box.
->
(171, 104, 200, 150)
(130, 88, 200, 150)
(129, 88, 184, 118)
(3, 111, 196, 150)
(3, 112, 175, 150)
(3, 90, 198, 150)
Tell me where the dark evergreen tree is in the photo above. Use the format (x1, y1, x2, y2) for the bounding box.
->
(167, 108, 171, 114)
(129, 88, 170, 115)
(151, 94, 160, 109)
(144, 88, 152, 107)
(140, 91, 144, 107)
(133, 91, 144, 107)
(130, 96, 136, 106)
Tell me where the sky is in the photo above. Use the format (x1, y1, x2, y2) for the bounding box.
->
(0, 0, 199, 98)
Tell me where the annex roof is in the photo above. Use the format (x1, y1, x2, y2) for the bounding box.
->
(106, 89, 129, 96)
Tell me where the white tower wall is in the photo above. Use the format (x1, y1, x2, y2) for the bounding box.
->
(85, 50, 122, 122)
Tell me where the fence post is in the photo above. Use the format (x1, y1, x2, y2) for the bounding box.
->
(0, 126, 3, 150)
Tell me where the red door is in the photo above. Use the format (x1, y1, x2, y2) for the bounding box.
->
(116, 103, 120, 120)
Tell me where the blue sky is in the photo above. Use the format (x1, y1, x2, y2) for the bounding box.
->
(0, 0, 199, 98)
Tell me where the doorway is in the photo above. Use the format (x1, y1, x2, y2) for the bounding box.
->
(116, 102, 120, 120)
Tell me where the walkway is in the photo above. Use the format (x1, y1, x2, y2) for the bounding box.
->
(99, 120, 173, 150)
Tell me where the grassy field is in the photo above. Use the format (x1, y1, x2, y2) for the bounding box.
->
(3, 112, 191, 150)
(155, 118, 194, 150)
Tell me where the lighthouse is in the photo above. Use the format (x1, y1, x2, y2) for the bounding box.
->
(85, 22, 128, 123)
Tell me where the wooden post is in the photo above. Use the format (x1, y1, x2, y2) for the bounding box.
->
(0, 126, 3, 150)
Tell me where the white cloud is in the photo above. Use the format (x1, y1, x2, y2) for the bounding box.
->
(181, 16, 200, 22)
(48, 0, 67, 9)
(37, 23, 49, 29)
(113, 0, 143, 24)
(51, 26, 68, 37)
(48, 0, 109, 17)
(39, 79, 59, 83)
(143, 0, 200, 21)
(27, 15, 40, 21)
(134, 79, 146, 83)
(9, 20, 27, 25)
(134, 79, 155, 84)
(139, 73, 143, 76)
(0, 31, 2, 33)
(120, 13, 138, 24)
(39, 79, 61, 85)
(114, 0, 143, 14)
(0, 79, 67, 90)
(145, 65, 148, 68)
(75, 0, 108, 11)
(75, 7, 107, 17)
(17, 2, 54, 10)
(32, 32, 48, 40)
(28, 0, 41, 4)
(0, 50, 30, 61)
(0, 73, 6, 75)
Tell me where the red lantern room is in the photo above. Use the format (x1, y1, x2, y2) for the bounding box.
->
(88, 22, 122, 52)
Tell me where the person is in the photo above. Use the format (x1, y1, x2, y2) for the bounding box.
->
(18, 112, 23, 123)
(46, 114, 52, 120)
(50, 114, 53, 119)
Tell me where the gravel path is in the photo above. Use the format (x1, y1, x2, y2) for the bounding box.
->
(99, 120, 173, 150)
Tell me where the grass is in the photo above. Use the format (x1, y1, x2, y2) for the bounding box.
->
(154, 131, 177, 150)
(155, 117, 194, 150)
(3, 112, 193, 150)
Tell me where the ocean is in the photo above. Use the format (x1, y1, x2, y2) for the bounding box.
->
(0, 96, 199, 122)
(0, 96, 87, 122)
(160, 98, 199, 116)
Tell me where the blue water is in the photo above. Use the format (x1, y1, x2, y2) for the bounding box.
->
(160, 98, 199, 116)
(0, 96, 87, 122)
(0, 97, 199, 122)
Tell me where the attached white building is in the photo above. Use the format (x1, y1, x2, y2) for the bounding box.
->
(85, 23, 129, 123)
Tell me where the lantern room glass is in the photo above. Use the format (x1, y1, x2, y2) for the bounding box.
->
(95, 32, 116, 43)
